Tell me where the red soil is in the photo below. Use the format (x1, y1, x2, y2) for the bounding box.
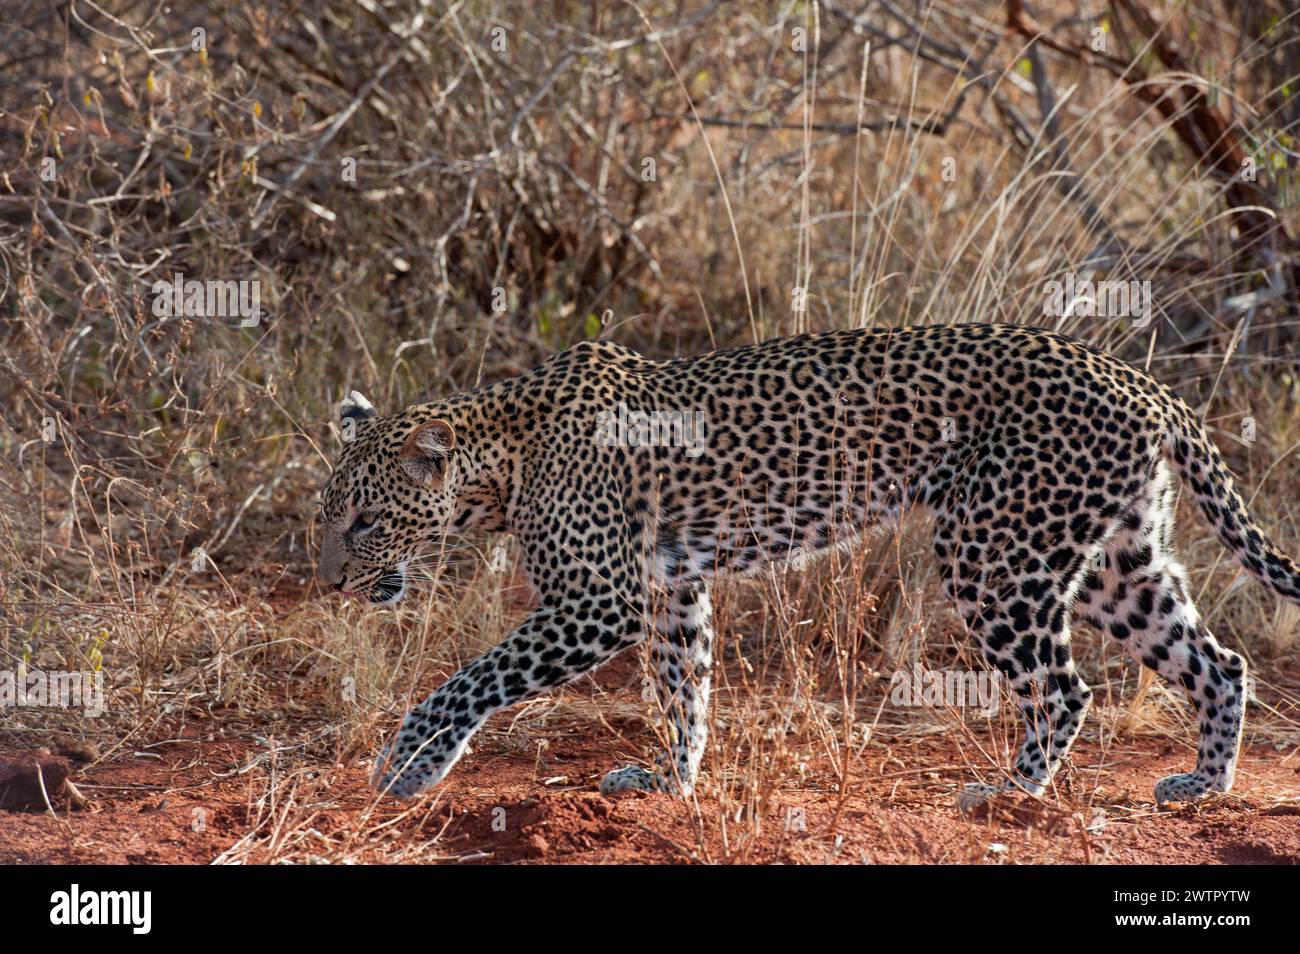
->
(2, 728, 1296, 864)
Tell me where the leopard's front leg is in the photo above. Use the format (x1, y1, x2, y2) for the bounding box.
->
(375, 597, 641, 798)
(601, 581, 714, 797)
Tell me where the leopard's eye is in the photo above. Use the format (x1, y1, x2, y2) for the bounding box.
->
(352, 510, 379, 532)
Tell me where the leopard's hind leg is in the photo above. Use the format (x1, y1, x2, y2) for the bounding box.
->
(934, 506, 1097, 813)
(1074, 461, 1248, 804)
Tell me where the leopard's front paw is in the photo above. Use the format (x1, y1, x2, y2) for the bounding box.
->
(599, 765, 664, 795)
(372, 707, 472, 799)
(957, 782, 1002, 814)
(1154, 773, 1212, 807)
(957, 777, 1045, 814)
(373, 743, 436, 799)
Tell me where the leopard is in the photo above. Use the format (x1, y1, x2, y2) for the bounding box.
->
(315, 323, 1300, 809)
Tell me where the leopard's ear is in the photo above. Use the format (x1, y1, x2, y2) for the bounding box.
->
(340, 390, 378, 424)
(400, 419, 456, 486)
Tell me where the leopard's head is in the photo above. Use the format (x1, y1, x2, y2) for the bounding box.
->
(316, 392, 459, 604)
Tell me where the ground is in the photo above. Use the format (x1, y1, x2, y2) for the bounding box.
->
(4, 653, 1297, 865)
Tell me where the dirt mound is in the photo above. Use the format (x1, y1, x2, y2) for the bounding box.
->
(0, 750, 75, 811)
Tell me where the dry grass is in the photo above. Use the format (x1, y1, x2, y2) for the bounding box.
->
(1, 0, 1298, 863)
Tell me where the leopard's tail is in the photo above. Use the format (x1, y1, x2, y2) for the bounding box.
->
(1165, 404, 1300, 605)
